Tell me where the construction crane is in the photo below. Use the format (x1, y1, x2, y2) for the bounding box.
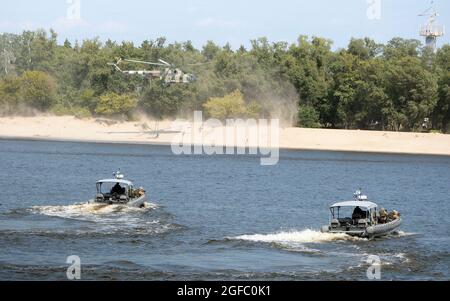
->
(419, 1, 445, 51)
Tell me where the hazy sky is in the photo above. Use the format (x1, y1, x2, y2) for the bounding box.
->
(0, 0, 448, 49)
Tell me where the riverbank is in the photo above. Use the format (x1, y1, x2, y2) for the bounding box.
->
(1, 116, 450, 156)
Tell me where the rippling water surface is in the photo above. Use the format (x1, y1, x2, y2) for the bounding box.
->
(0, 139, 449, 280)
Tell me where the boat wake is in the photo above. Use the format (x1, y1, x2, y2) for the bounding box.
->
(231, 229, 366, 245)
(24, 202, 181, 236)
(389, 230, 417, 238)
(29, 202, 157, 221)
(230, 229, 412, 270)
(227, 229, 370, 254)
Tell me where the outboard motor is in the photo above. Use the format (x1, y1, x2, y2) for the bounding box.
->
(331, 219, 340, 228)
(321, 225, 330, 233)
(119, 195, 128, 204)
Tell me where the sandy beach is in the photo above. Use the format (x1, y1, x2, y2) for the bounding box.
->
(1, 115, 450, 156)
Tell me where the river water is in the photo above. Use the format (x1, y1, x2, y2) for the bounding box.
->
(0, 139, 449, 280)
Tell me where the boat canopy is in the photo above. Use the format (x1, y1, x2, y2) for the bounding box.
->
(330, 201, 378, 210)
(97, 179, 134, 186)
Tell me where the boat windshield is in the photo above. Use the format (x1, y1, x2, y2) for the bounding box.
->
(331, 206, 369, 220)
(97, 182, 130, 196)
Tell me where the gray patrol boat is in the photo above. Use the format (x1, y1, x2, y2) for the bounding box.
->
(91, 171, 147, 208)
(321, 190, 402, 238)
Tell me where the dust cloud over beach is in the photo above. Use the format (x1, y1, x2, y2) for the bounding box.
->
(1, 115, 450, 156)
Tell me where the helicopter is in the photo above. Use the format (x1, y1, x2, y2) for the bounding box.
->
(108, 58, 197, 85)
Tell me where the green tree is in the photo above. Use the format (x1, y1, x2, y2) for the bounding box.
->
(95, 92, 137, 117)
(328, 51, 361, 128)
(20, 71, 57, 110)
(437, 73, 450, 132)
(385, 57, 438, 131)
(348, 38, 381, 60)
(356, 59, 391, 130)
(0, 76, 21, 113)
(0, 49, 16, 76)
(1, 29, 449, 132)
(433, 45, 450, 132)
(383, 38, 422, 60)
(203, 90, 255, 119)
(283, 36, 332, 125)
(139, 83, 197, 119)
(298, 105, 320, 128)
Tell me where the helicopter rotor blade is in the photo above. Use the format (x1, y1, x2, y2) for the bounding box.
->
(124, 59, 167, 67)
(107, 63, 122, 72)
(158, 59, 173, 67)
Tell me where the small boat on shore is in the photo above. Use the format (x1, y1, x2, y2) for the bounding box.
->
(321, 190, 402, 239)
(90, 171, 147, 208)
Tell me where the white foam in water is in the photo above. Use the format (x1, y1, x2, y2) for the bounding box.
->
(394, 252, 410, 263)
(27, 202, 171, 235)
(30, 202, 156, 219)
(376, 252, 411, 266)
(392, 230, 417, 237)
(29, 202, 159, 229)
(233, 229, 365, 244)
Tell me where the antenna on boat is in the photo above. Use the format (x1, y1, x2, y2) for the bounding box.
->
(113, 170, 124, 180)
(354, 188, 368, 201)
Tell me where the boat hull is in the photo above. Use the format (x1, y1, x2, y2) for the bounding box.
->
(322, 218, 402, 238)
(365, 218, 402, 238)
(127, 195, 148, 208)
(89, 194, 148, 208)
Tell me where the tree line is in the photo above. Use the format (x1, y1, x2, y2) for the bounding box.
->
(0, 29, 449, 132)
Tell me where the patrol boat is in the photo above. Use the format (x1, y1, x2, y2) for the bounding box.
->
(321, 190, 402, 238)
(91, 171, 147, 208)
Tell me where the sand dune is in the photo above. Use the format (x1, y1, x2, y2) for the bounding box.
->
(1, 115, 449, 156)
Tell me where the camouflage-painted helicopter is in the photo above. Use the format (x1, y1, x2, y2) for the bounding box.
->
(108, 58, 197, 84)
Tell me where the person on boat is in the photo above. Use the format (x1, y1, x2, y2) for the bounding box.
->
(388, 210, 400, 221)
(379, 208, 388, 224)
(138, 187, 145, 197)
(352, 206, 365, 220)
(111, 183, 123, 195)
(371, 210, 378, 225)
(130, 188, 137, 198)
